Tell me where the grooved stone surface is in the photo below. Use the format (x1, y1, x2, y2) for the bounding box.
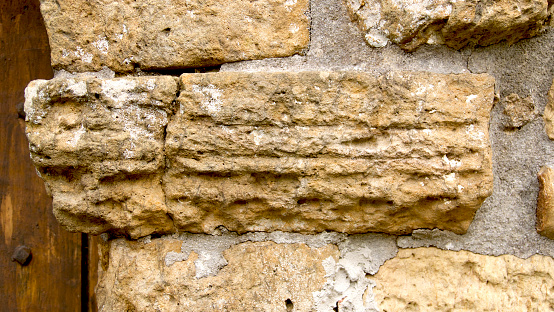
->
(39, 0, 309, 72)
(25, 71, 494, 237)
(537, 166, 554, 239)
(345, 0, 550, 51)
(96, 237, 339, 312)
(166, 71, 494, 235)
(371, 248, 554, 311)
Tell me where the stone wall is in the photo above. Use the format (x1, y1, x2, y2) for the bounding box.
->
(25, 0, 554, 310)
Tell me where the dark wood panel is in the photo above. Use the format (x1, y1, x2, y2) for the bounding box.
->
(0, 1, 82, 311)
(88, 235, 100, 312)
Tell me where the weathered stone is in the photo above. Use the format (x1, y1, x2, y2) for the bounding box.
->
(40, 0, 309, 72)
(537, 166, 554, 239)
(545, 79, 554, 139)
(166, 71, 494, 235)
(502, 93, 536, 129)
(25, 76, 178, 238)
(346, 0, 550, 51)
(371, 248, 554, 311)
(95, 237, 339, 311)
(25, 71, 494, 237)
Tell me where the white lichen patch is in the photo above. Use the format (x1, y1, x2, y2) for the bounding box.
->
(24, 79, 49, 123)
(101, 79, 137, 104)
(74, 46, 93, 63)
(251, 129, 265, 146)
(284, 0, 297, 7)
(289, 23, 300, 33)
(92, 36, 110, 55)
(66, 79, 87, 97)
(65, 125, 86, 147)
(192, 84, 224, 116)
(442, 155, 461, 169)
(466, 94, 478, 104)
(146, 79, 156, 91)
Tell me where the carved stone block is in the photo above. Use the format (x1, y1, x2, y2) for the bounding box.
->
(25, 72, 495, 237)
(165, 71, 494, 235)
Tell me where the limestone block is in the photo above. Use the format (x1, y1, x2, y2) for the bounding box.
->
(166, 71, 494, 235)
(371, 248, 554, 311)
(25, 71, 495, 237)
(545, 79, 554, 139)
(95, 237, 339, 311)
(40, 0, 309, 72)
(24, 76, 178, 238)
(537, 166, 554, 239)
(346, 0, 550, 51)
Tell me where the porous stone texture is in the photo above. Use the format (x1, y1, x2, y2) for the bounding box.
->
(537, 166, 554, 239)
(39, 0, 309, 72)
(167, 71, 495, 235)
(546, 79, 554, 139)
(24, 76, 178, 238)
(26, 71, 495, 237)
(371, 248, 554, 311)
(345, 0, 550, 51)
(502, 93, 537, 129)
(95, 236, 339, 312)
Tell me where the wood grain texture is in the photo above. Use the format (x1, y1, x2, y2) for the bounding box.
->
(0, 0, 82, 311)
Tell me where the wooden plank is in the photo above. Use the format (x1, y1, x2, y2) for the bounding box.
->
(88, 235, 100, 312)
(0, 0, 83, 311)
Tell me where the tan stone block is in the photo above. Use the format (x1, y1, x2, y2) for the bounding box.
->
(25, 71, 495, 237)
(372, 248, 554, 311)
(40, 0, 309, 72)
(545, 79, 554, 139)
(167, 71, 494, 235)
(95, 237, 339, 311)
(537, 166, 554, 239)
(346, 0, 550, 51)
(24, 76, 179, 238)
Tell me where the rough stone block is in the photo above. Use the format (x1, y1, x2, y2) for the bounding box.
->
(372, 248, 554, 311)
(166, 71, 494, 235)
(95, 237, 339, 311)
(502, 93, 536, 129)
(346, 0, 550, 51)
(537, 166, 554, 239)
(25, 71, 494, 237)
(40, 0, 309, 72)
(545, 79, 554, 139)
(25, 76, 178, 238)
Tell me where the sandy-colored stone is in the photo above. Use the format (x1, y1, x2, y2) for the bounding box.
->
(25, 71, 494, 237)
(346, 0, 550, 51)
(95, 237, 339, 312)
(371, 247, 554, 311)
(537, 166, 554, 239)
(24, 76, 178, 238)
(166, 71, 494, 235)
(545, 79, 554, 139)
(502, 93, 536, 129)
(40, 0, 309, 72)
